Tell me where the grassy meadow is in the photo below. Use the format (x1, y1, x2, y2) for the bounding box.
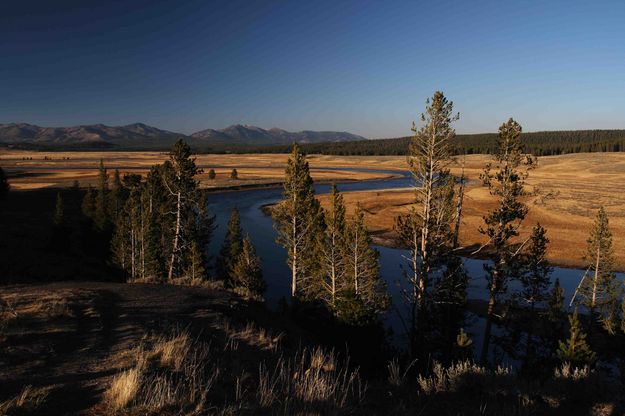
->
(3, 149, 625, 269)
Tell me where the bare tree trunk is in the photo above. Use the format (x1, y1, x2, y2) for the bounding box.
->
(168, 190, 182, 281)
(140, 212, 145, 280)
(353, 230, 359, 295)
(131, 228, 135, 280)
(291, 214, 297, 297)
(590, 244, 600, 335)
(330, 234, 337, 307)
(453, 166, 465, 248)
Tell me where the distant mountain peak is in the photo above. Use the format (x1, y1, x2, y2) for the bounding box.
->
(0, 121, 366, 149)
(190, 124, 366, 144)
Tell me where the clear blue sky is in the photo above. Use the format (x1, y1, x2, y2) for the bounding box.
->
(1, 0, 624, 138)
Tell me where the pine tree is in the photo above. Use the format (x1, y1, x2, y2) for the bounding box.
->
(208, 169, 216, 179)
(94, 159, 110, 230)
(518, 223, 552, 366)
(548, 278, 565, 322)
(544, 278, 566, 354)
(0, 166, 9, 200)
(53, 192, 65, 227)
(231, 236, 266, 297)
(557, 309, 596, 367)
(575, 207, 621, 333)
(143, 166, 169, 280)
(394, 91, 460, 356)
(81, 186, 96, 219)
(109, 169, 124, 224)
(320, 184, 348, 309)
(162, 140, 202, 280)
(273, 144, 325, 298)
(217, 207, 243, 282)
(230, 168, 238, 179)
(479, 118, 533, 364)
(186, 191, 215, 278)
(185, 240, 206, 281)
(342, 205, 388, 314)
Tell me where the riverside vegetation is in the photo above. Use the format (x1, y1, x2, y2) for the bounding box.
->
(1, 92, 625, 414)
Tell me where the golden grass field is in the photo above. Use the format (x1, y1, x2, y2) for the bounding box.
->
(317, 153, 625, 270)
(2, 149, 625, 269)
(0, 150, 399, 190)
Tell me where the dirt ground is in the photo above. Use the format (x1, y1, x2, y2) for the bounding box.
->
(0, 281, 296, 415)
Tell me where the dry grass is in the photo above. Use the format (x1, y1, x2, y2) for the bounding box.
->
(0, 150, 398, 190)
(105, 330, 216, 414)
(256, 347, 365, 412)
(318, 153, 625, 269)
(103, 326, 365, 414)
(0, 385, 50, 414)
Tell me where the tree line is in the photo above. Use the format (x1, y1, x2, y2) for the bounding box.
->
(190, 129, 625, 156)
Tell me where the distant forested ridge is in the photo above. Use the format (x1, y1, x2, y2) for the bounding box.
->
(209, 129, 625, 156)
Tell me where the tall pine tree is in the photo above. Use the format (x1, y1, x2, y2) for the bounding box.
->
(342, 205, 388, 315)
(394, 91, 461, 357)
(574, 207, 621, 334)
(478, 118, 533, 364)
(273, 144, 325, 298)
(320, 184, 348, 310)
(518, 223, 552, 367)
(162, 139, 202, 280)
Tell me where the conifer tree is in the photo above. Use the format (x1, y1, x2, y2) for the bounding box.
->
(544, 278, 566, 354)
(518, 223, 552, 366)
(162, 139, 202, 280)
(320, 184, 348, 309)
(0, 166, 9, 200)
(394, 91, 460, 356)
(53, 192, 64, 227)
(342, 205, 388, 314)
(109, 169, 124, 223)
(217, 207, 243, 282)
(143, 166, 169, 280)
(557, 309, 596, 367)
(574, 207, 621, 333)
(231, 235, 266, 297)
(185, 240, 206, 281)
(81, 185, 96, 219)
(94, 159, 110, 230)
(548, 278, 565, 322)
(208, 169, 216, 179)
(230, 168, 238, 180)
(273, 144, 325, 298)
(478, 118, 533, 364)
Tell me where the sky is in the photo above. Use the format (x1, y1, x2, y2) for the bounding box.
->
(1, 0, 624, 138)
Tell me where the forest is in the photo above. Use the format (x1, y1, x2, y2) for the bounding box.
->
(1, 93, 624, 414)
(212, 129, 625, 156)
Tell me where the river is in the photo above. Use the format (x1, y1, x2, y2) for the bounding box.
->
(206, 168, 623, 357)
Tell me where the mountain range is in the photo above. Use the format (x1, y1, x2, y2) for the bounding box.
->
(0, 122, 367, 149)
